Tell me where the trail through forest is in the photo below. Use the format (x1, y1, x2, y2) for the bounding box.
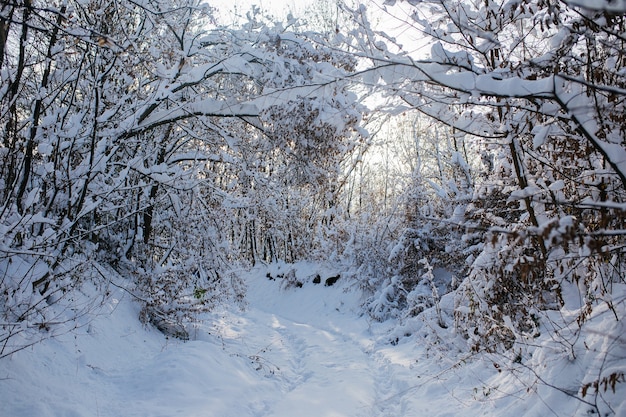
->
(3, 264, 625, 416)
(1, 266, 491, 417)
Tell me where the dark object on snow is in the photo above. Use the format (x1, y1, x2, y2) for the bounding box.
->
(266, 272, 275, 280)
(325, 275, 340, 286)
(313, 274, 321, 284)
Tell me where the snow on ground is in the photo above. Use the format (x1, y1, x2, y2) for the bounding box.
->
(1, 262, 624, 416)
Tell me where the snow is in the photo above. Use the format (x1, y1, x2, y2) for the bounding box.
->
(1, 262, 625, 416)
(564, 0, 626, 12)
(531, 125, 550, 149)
(137, 99, 260, 128)
(508, 185, 542, 200)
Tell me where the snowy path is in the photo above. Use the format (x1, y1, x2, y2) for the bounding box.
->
(210, 275, 417, 417)
(3, 267, 625, 417)
(246, 310, 375, 416)
(1, 268, 485, 417)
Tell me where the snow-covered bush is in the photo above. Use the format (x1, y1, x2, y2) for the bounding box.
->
(136, 262, 244, 340)
(363, 205, 468, 320)
(0, 252, 109, 358)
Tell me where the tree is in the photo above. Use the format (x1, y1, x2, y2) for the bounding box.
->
(0, 0, 367, 353)
(362, 115, 479, 320)
(347, 0, 626, 413)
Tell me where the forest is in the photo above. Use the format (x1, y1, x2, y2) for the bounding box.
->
(1, 0, 625, 415)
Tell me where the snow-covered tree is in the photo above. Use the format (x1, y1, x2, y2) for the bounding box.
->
(344, 0, 626, 412)
(0, 0, 365, 352)
(349, 0, 625, 347)
(362, 115, 479, 320)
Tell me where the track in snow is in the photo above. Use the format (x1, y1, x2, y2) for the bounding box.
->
(221, 275, 419, 417)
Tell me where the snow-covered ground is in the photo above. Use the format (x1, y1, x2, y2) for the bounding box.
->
(1, 262, 624, 416)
